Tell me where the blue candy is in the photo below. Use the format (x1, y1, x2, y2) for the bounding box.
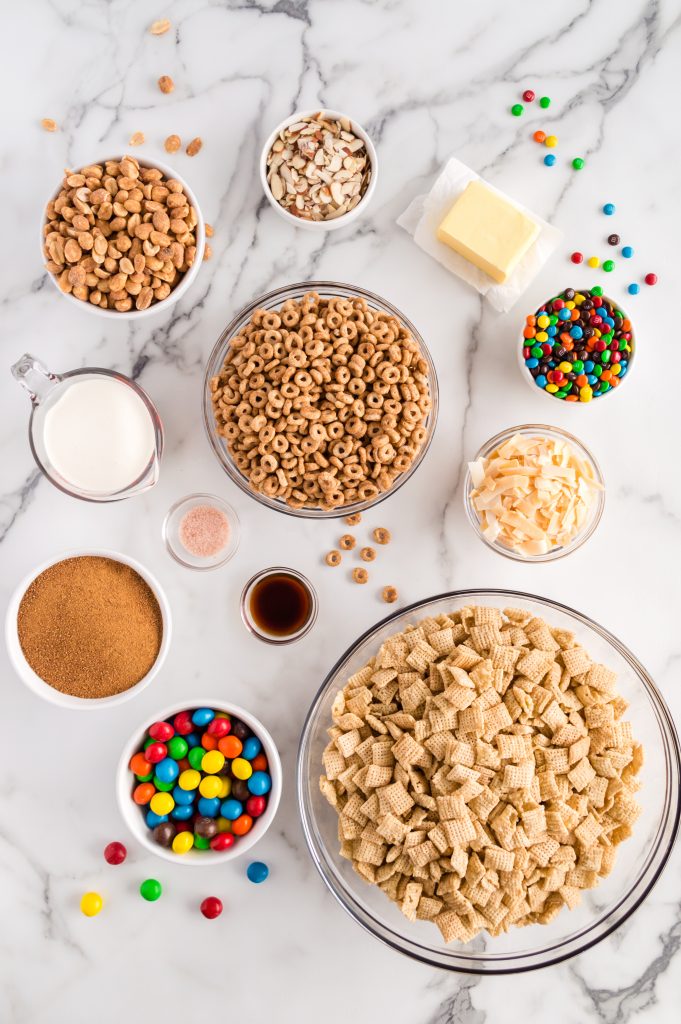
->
(535, 375, 547, 388)
(172, 804, 193, 821)
(622, 246, 633, 258)
(569, 326, 583, 340)
(192, 708, 214, 727)
(584, 360, 594, 373)
(604, 317, 615, 329)
(558, 308, 571, 321)
(525, 357, 539, 368)
(242, 737, 262, 761)
(185, 731, 201, 748)
(547, 325, 558, 336)
(628, 283, 639, 295)
(220, 798, 243, 820)
(146, 810, 168, 828)
(246, 861, 269, 884)
(596, 306, 607, 317)
(587, 374, 597, 385)
(198, 797, 221, 817)
(247, 771, 272, 797)
(543, 154, 556, 166)
(602, 202, 615, 215)
(173, 785, 195, 805)
(155, 757, 179, 784)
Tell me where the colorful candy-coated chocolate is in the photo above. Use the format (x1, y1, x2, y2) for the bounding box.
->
(130, 752, 152, 776)
(221, 798, 243, 821)
(139, 878, 162, 902)
(207, 717, 231, 738)
(216, 816, 232, 833)
(218, 735, 242, 759)
(603, 259, 615, 272)
(602, 203, 615, 215)
(104, 841, 127, 865)
(242, 737, 262, 761)
(167, 736, 188, 760)
(587, 256, 600, 268)
(232, 814, 253, 837)
(188, 746, 206, 771)
(231, 779, 251, 802)
(194, 834, 211, 850)
(150, 792, 174, 816)
(201, 732, 218, 751)
(195, 815, 218, 839)
(149, 721, 174, 742)
(543, 154, 555, 166)
(231, 757, 253, 781)
(146, 809, 169, 828)
(153, 775, 174, 792)
(171, 804, 194, 821)
(155, 757, 180, 784)
(246, 796, 267, 817)
(174, 711, 194, 735)
(202, 750, 225, 774)
(210, 832, 235, 851)
(247, 771, 272, 796)
(539, 96, 551, 108)
(173, 785, 195, 805)
(153, 821, 176, 847)
(522, 89, 535, 102)
(178, 769, 201, 790)
(200, 896, 223, 919)
(251, 753, 268, 772)
(572, 157, 584, 169)
(145, 742, 167, 764)
(247, 861, 269, 884)
(570, 252, 583, 264)
(622, 246, 633, 258)
(80, 892, 103, 916)
(533, 130, 546, 143)
(511, 103, 523, 116)
(199, 775, 222, 799)
(628, 283, 640, 295)
(231, 720, 250, 742)
(192, 708, 214, 727)
(607, 234, 620, 246)
(172, 831, 194, 854)
(198, 796, 221, 817)
(134, 782, 155, 805)
(645, 273, 657, 285)
(544, 134, 557, 147)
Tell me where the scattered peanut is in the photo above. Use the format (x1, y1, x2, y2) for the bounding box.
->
(129, 131, 145, 146)
(340, 534, 356, 551)
(186, 137, 203, 157)
(325, 550, 342, 567)
(352, 568, 369, 584)
(345, 513, 362, 526)
(205, 223, 214, 237)
(381, 585, 398, 603)
(150, 19, 171, 35)
(359, 546, 376, 562)
(41, 118, 58, 132)
(373, 527, 391, 545)
(158, 75, 174, 94)
(164, 134, 181, 153)
(203, 244, 212, 261)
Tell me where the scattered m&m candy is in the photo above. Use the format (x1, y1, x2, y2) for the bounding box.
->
(587, 256, 600, 268)
(622, 246, 633, 258)
(544, 135, 558, 148)
(602, 202, 615, 215)
(572, 157, 584, 170)
(570, 252, 583, 264)
(247, 861, 269, 884)
(522, 89, 535, 102)
(140, 878, 163, 902)
(80, 892, 103, 917)
(603, 259, 615, 272)
(104, 841, 127, 865)
(511, 103, 524, 116)
(628, 283, 640, 295)
(533, 130, 546, 143)
(544, 154, 556, 167)
(644, 273, 657, 286)
(539, 96, 551, 108)
(200, 896, 223, 919)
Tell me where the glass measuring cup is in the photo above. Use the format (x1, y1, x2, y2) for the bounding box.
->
(11, 353, 164, 502)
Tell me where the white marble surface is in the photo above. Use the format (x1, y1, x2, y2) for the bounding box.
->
(2, 0, 680, 1020)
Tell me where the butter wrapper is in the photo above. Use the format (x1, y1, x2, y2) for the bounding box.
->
(397, 157, 562, 313)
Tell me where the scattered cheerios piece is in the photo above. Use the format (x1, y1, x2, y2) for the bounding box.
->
(373, 527, 391, 545)
(345, 513, 362, 526)
(325, 550, 342, 567)
(129, 131, 145, 146)
(340, 534, 356, 551)
(41, 118, 58, 132)
(158, 75, 174, 94)
(150, 19, 171, 35)
(382, 586, 398, 603)
(360, 547, 376, 562)
(352, 568, 368, 584)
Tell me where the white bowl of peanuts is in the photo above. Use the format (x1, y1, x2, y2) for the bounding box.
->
(41, 154, 205, 319)
(260, 109, 378, 230)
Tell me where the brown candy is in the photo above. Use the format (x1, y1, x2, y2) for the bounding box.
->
(153, 821, 176, 847)
(194, 815, 218, 839)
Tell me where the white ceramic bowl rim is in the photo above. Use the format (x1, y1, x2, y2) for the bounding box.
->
(259, 108, 378, 232)
(116, 698, 282, 864)
(5, 548, 171, 709)
(41, 153, 205, 319)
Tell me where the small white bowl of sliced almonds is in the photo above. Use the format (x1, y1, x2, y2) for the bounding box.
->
(260, 109, 377, 231)
(41, 154, 205, 319)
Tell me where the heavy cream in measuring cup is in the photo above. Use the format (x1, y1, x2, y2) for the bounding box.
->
(43, 377, 156, 494)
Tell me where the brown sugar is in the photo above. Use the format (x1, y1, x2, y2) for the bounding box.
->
(17, 556, 163, 698)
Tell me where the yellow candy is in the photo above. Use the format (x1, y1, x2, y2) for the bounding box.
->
(565, 301, 575, 309)
(579, 386, 593, 402)
(179, 769, 201, 791)
(545, 135, 558, 147)
(558, 361, 572, 373)
(536, 315, 550, 328)
(201, 750, 225, 775)
(593, 328, 602, 337)
(216, 816, 232, 833)
(587, 256, 600, 268)
(545, 383, 559, 394)
(150, 791, 174, 816)
(231, 757, 253, 781)
(214, 712, 230, 719)
(217, 777, 231, 799)
(535, 331, 548, 342)
(611, 363, 622, 376)
(80, 892, 103, 917)
(199, 775, 222, 799)
(172, 832, 194, 854)
(575, 293, 585, 304)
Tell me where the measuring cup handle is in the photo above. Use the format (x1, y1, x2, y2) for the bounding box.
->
(11, 353, 61, 405)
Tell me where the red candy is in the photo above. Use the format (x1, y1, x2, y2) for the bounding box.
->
(201, 732, 218, 751)
(207, 717, 231, 738)
(104, 841, 127, 865)
(553, 299, 564, 310)
(174, 711, 193, 735)
(149, 721, 174, 742)
(210, 833, 235, 851)
(246, 796, 267, 818)
(200, 897, 223, 919)
(522, 89, 535, 102)
(644, 273, 657, 286)
(570, 252, 583, 264)
(251, 753, 268, 772)
(145, 742, 167, 764)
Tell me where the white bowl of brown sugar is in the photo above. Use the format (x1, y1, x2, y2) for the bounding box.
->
(5, 549, 171, 710)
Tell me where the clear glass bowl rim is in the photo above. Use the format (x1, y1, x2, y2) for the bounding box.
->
(202, 280, 439, 519)
(162, 492, 240, 571)
(463, 423, 606, 563)
(240, 566, 319, 645)
(297, 587, 681, 974)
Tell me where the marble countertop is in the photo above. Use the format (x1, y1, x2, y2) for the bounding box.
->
(2, 0, 680, 1020)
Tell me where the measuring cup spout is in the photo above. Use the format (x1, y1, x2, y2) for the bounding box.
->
(11, 354, 61, 405)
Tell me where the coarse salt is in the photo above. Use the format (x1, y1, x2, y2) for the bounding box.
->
(178, 505, 230, 559)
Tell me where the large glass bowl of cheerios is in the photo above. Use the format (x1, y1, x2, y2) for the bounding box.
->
(202, 282, 438, 519)
(297, 590, 680, 973)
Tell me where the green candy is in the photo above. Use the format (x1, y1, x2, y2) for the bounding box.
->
(549, 314, 559, 325)
(593, 364, 603, 378)
(619, 339, 628, 351)
(188, 747, 205, 771)
(194, 834, 210, 850)
(599, 381, 611, 392)
(135, 772, 153, 783)
(572, 157, 584, 170)
(167, 736, 189, 760)
(572, 360, 584, 373)
(511, 103, 524, 116)
(603, 259, 615, 272)
(601, 350, 611, 363)
(153, 776, 175, 792)
(591, 285, 603, 296)
(531, 345, 544, 358)
(539, 96, 551, 108)
(139, 878, 162, 902)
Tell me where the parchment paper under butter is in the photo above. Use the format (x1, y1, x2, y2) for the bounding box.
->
(397, 157, 563, 313)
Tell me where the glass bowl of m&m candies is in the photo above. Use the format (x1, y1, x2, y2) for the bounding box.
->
(519, 287, 635, 403)
(116, 701, 282, 864)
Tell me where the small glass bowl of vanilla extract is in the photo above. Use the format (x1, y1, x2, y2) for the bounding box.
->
(240, 567, 318, 644)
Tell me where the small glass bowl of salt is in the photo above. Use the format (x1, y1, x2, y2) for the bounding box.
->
(163, 493, 240, 570)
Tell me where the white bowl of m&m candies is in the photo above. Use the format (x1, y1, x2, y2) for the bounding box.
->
(116, 700, 282, 864)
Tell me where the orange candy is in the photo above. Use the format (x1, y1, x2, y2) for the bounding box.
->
(526, 315, 536, 326)
(565, 394, 578, 402)
(130, 752, 152, 776)
(201, 733, 218, 751)
(251, 753, 268, 772)
(570, 308, 579, 320)
(523, 326, 535, 339)
(232, 814, 253, 836)
(133, 782, 155, 805)
(601, 370, 613, 383)
(218, 735, 243, 759)
(576, 374, 588, 387)
(622, 319, 631, 331)
(533, 130, 546, 143)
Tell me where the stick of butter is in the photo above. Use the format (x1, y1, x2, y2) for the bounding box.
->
(436, 180, 540, 284)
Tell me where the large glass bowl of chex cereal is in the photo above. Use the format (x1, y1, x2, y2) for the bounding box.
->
(297, 591, 680, 972)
